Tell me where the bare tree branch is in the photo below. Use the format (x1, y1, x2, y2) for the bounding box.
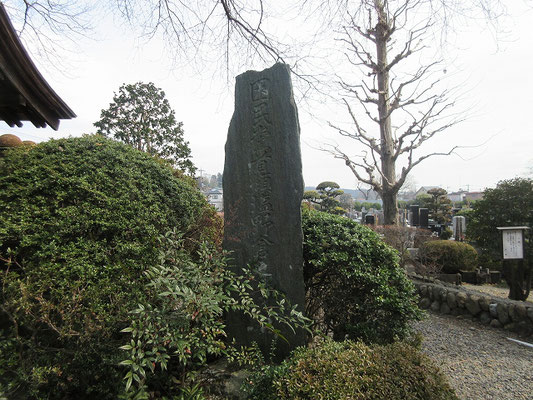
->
(325, 0, 495, 224)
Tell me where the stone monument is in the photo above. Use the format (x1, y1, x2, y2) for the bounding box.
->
(452, 215, 466, 241)
(223, 63, 306, 358)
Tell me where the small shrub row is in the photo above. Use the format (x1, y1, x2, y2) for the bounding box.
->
(418, 240, 478, 274)
(243, 336, 459, 400)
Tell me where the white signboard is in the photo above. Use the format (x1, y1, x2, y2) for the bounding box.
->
(502, 230, 524, 260)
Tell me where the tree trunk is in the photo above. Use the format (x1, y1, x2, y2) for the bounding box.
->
(504, 260, 531, 301)
(382, 188, 399, 225)
(375, 1, 397, 224)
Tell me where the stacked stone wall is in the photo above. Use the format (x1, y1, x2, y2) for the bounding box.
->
(412, 277, 533, 336)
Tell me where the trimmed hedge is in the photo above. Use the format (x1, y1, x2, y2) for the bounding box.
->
(418, 240, 478, 274)
(302, 209, 422, 343)
(244, 337, 459, 400)
(0, 135, 218, 399)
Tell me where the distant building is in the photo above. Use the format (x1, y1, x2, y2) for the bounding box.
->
(447, 191, 466, 203)
(207, 188, 223, 211)
(465, 192, 484, 202)
(414, 186, 440, 198)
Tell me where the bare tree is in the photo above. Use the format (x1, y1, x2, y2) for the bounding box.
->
(2, 0, 293, 73)
(111, 0, 289, 69)
(326, 0, 479, 224)
(2, 0, 92, 67)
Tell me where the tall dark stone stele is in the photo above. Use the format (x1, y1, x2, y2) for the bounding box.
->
(223, 63, 306, 358)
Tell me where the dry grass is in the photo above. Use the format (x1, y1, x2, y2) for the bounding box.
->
(461, 283, 533, 305)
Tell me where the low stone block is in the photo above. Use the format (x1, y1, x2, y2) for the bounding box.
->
(440, 303, 451, 315)
(527, 307, 533, 323)
(514, 304, 527, 320)
(508, 304, 517, 322)
(479, 311, 491, 325)
(490, 319, 502, 328)
(489, 303, 498, 318)
(465, 294, 481, 316)
(504, 322, 516, 332)
(478, 296, 491, 312)
(497, 303, 510, 325)
(456, 292, 467, 309)
(419, 285, 428, 298)
(419, 298, 431, 309)
(446, 292, 457, 309)
(431, 300, 441, 312)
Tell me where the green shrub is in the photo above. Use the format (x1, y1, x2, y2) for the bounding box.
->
(467, 178, 533, 300)
(302, 209, 422, 343)
(119, 232, 310, 398)
(418, 240, 478, 274)
(0, 136, 216, 399)
(244, 337, 459, 400)
(440, 227, 453, 240)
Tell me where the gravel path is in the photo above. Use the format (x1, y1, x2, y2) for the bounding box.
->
(413, 312, 533, 400)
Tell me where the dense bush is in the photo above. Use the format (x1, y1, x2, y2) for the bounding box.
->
(0, 136, 218, 398)
(244, 337, 459, 400)
(119, 232, 310, 398)
(418, 240, 478, 274)
(302, 209, 422, 343)
(467, 178, 533, 300)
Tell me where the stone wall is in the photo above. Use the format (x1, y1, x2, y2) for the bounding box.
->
(412, 277, 533, 336)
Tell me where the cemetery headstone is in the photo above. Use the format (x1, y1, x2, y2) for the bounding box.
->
(419, 208, 429, 228)
(223, 63, 306, 358)
(410, 205, 420, 226)
(452, 216, 466, 241)
(365, 214, 376, 225)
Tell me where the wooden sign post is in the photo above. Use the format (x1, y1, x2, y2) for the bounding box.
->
(497, 226, 530, 300)
(497, 227, 529, 260)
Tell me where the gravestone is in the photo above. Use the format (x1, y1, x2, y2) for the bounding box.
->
(223, 63, 306, 358)
(365, 214, 376, 225)
(409, 205, 420, 226)
(419, 208, 429, 228)
(452, 215, 466, 241)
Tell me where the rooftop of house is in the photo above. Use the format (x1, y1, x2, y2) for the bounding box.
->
(0, 3, 75, 130)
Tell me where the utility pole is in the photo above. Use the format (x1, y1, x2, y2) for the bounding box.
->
(198, 168, 205, 191)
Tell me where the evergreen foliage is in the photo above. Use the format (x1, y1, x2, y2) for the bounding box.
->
(0, 136, 211, 398)
(303, 181, 345, 214)
(425, 188, 453, 224)
(119, 233, 310, 397)
(468, 178, 533, 300)
(94, 81, 195, 174)
(418, 240, 478, 274)
(302, 209, 422, 343)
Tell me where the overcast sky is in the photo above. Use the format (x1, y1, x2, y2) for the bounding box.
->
(2, 1, 532, 193)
